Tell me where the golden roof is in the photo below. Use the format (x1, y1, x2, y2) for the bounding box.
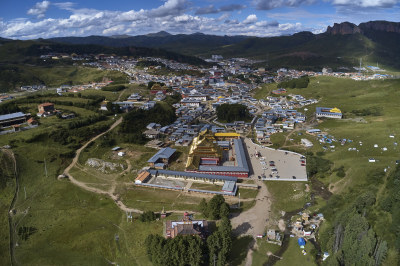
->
(330, 107, 341, 113)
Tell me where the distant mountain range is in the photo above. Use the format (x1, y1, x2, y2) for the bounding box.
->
(47, 20, 400, 70)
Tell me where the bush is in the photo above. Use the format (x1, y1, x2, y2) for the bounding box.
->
(139, 211, 157, 222)
(278, 76, 309, 89)
(216, 103, 252, 123)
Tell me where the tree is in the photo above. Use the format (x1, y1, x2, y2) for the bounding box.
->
(207, 195, 226, 220)
(199, 198, 208, 217)
(220, 203, 230, 218)
(216, 103, 252, 123)
(139, 211, 157, 222)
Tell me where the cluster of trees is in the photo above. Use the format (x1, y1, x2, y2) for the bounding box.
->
(120, 102, 176, 144)
(306, 152, 333, 177)
(164, 93, 182, 106)
(137, 60, 166, 68)
(351, 106, 382, 116)
(15, 93, 105, 112)
(199, 195, 230, 220)
(144, 217, 232, 266)
(278, 76, 310, 89)
(67, 114, 106, 129)
(379, 165, 400, 250)
(207, 217, 232, 266)
(0, 102, 21, 115)
(333, 166, 346, 178)
(216, 103, 252, 123)
(147, 81, 165, 90)
(101, 84, 125, 92)
(0, 65, 44, 92)
(321, 191, 388, 265)
(145, 234, 204, 266)
(139, 211, 157, 222)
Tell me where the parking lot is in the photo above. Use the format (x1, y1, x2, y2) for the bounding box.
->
(244, 138, 308, 181)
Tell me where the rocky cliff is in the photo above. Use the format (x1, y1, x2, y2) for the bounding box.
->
(326, 21, 400, 35)
(359, 21, 400, 34)
(326, 22, 361, 35)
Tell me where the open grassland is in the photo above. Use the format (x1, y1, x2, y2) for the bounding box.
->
(0, 123, 168, 265)
(275, 238, 317, 266)
(116, 185, 202, 212)
(26, 66, 127, 87)
(0, 151, 16, 266)
(266, 181, 309, 215)
(0, 64, 127, 91)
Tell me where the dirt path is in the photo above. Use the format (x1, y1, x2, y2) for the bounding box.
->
(117, 89, 126, 101)
(63, 117, 143, 214)
(231, 179, 272, 266)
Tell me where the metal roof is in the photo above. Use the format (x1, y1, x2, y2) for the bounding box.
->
(147, 147, 176, 163)
(150, 169, 237, 182)
(222, 181, 236, 192)
(198, 138, 249, 173)
(0, 112, 26, 122)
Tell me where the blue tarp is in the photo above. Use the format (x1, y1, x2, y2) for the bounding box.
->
(298, 238, 306, 246)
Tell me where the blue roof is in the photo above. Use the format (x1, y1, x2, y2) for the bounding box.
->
(316, 107, 342, 115)
(149, 169, 237, 182)
(147, 147, 176, 163)
(0, 112, 26, 122)
(222, 181, 236, 192)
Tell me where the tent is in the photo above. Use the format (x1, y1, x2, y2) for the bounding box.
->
(298, 237, 306, 249)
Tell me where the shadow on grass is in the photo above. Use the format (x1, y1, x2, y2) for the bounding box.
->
(229, 235, 254, 266)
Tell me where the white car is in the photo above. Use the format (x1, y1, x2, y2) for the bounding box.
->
(262, 166, 267, 170)
(260, 161, 266, 165)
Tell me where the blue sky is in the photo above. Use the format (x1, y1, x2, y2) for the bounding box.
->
(0, 0, 399, 39)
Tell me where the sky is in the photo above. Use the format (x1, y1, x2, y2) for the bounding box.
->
(0, 0, 399, 39)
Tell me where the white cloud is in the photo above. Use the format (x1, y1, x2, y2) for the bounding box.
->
(1, 0, 320, 39)
(332, 0, 398, 7)
(27, 1, 51, 19)
(243, 14, 258, 24)
(149, 0, 188, 17)
(253, 0, 316, 10)
(53, 2, 75, 10)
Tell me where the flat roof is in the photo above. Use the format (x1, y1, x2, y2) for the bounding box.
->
(0, 112, 26, 122)
(149, 169, 237, 182)
(215, 132, 240, 137)
(222, 181, 236, 192)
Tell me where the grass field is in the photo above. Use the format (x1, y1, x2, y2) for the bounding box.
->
(190, 182, 222, 191)
(275, 238, 317, 266)
(266, 181, 310, 216)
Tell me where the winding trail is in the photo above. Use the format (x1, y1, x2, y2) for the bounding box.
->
(63, 117, 143, 214)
